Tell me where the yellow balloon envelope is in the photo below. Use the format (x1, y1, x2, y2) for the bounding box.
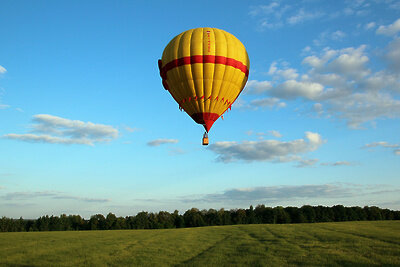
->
(158, 27, 250, 133)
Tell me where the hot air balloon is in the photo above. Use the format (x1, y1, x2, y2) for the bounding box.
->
(158, 27, 250, 145)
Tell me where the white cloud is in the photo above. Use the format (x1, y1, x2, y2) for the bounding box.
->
(249, 2, 279, 17)
(363, 141, 400, 155)
(3, 114, 119, 145)
(208, 131, 324, 163)
(272, 80, 324, 100)
(268, 61, 278, 75)
(268, 130, 282, 138)
(365, 22, 376, 30)
(147, 139, 179, 147)
(305, 46, 369, 77)
(245, 80, 272, 94)
(267, 61, 299, 79)
(302, 48, 339, 69)
(303, 55, 325, 68)
(313, 31, 346, 46)
(250, 43, 400, 129)
(277, 68, 299, 80)
(326, 46, 370, 78)
(250, 97, 286, 109)
(385, 38, 400, 72)
(287, 8, 323, 25)
(376, 18, 400, 36)
(328, 92, 400, 128)
(313, 103, 323, 116)
(331, 30, 346, 40)
(249, 4, 322, 30)
(0, 104, 10, 109)
(0, 65, 6, 74)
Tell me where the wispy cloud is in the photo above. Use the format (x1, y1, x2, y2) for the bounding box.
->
(208, 131, 324, 163)
(249, 4, 322, 30)
(248, 2, 280, 17)
(296, 158, 319, 168)
(0, 67, 8, 109)
(0, 65, 6, 74)
(268, 130, 282, 138)
(364, 141, 399, 148)
(250, 97, 287, 109)
(190, 184, 354, 203)
(1, 190, 110, 203)
(124, 126, 139, 133)
(313, 30, 347, 46)
(365, 22, 376, 30)
(287, 8, 324, 25)
(147, 138, 179, 147)
(376, 18, 400, 36)
(184, 183, 400, 204)
(320, 161, 353, 166)
(363, 141, 400, 155)
(3, 114, 119, 145)
(245, 130, 283, 139)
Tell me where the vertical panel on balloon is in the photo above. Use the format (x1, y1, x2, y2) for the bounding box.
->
(203, 28, 216, 114)
(166, 34, 190, 114)
(216, 32, 236, 115)
(179, 30, 198, 115)
(190, 28, 205, 114)
(209, 29, 228, 115)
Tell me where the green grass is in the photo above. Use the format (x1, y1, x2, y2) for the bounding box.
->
(1, 221, 399, 266)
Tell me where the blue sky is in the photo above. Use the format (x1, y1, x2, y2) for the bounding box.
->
(1, 0, 400, 218)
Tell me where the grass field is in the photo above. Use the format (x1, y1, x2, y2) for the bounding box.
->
(1, 221, 399, 266)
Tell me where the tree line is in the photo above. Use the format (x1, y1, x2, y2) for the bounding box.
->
(1, 205, 399, 232)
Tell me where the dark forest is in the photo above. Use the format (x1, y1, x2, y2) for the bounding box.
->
(1, 205, 399, 232)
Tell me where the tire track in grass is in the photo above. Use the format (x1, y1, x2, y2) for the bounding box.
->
(315, 225, 400, 247)
(236, 225, 278, 248)
(264, 225, 359, 266)
(264, 225, 311, 253)
(240, 225, 313, 265)
(311, 224, 400, 265)
(176, 234, 231, 266)
(234, 225, 286, 266)
(297, 224, 377, 265)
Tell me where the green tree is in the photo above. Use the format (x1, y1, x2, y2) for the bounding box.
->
(301, 205, 316, 223)
(183, 208, 206, 227)
(274, 206, 291, 224)
(134, 212, 150, 229)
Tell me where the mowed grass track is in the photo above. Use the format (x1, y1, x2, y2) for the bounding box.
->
(1, 221, 399, 266)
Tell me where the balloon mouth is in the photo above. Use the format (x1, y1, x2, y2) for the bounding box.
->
(190, 112, 219, 132)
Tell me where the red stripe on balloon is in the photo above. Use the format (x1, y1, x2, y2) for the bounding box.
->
(160, 55, 249, 79)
